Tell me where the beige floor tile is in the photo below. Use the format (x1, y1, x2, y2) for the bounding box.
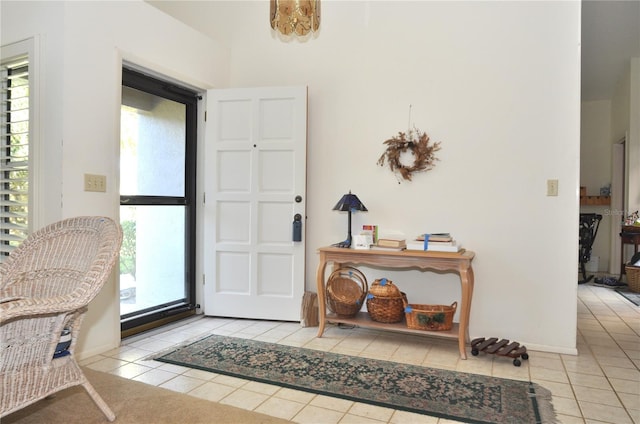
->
(220, 387, 270, 410)
(618, 391, 640, 411)
(255, 397, 306, 420)
(85, 356, 129, 372)
(389, 409, 439, 423)
(339, 413, 386, 423)
(455, 356, 493, 376)
(293, 404, 345, 424)
(536, 380, 574, 398)
(578, 400, 633, 424)
(242, 380, 281, 396)
(528, 355, 564, 370)
(347, 402, 394, 422)
(159, 374, 207, 393)
(212, 374, 250, 388)
(131, 368, 177, 386)
(128, 337, 178, 352)
(188, 381, 236, 402)
(530, 366, 570, 384)
(309, 394, 354, 412)
(595, 355, 637, 369)
(572, 385, 622, 407)
(156, 362, 191, 374)
(601, 364, 640, 381)
(275, 387, 317, 404)
(109, 362, 153, 379)
(490, 359, 531, 381)
(552, 395, 582, 417)
(112, 346, 153, 362)
(609, 377, 640, 395)
(182, 367, 218, 380)
(562, 358, 603, 376)
(627, 408, 640, 424)
(568, 372, 611, 389)
(555, 413, 586, 424)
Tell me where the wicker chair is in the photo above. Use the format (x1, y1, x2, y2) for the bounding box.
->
(0, 216, 122, 421)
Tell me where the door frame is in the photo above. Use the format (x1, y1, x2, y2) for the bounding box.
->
(119, 66, 199, 337)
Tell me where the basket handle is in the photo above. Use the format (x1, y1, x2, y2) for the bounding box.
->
(326, 267, 368, 293)
(450, 301, 458, 312)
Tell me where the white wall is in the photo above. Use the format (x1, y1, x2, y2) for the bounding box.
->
(612, 58, 640, 214)
(580, 100, 612, 272)
(154, 1, 582, 354)
(1, 0, 229, 358)
(3, 0, 582, 355)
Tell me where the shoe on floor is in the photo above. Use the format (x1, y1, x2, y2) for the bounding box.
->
(594, 276, 627, 287)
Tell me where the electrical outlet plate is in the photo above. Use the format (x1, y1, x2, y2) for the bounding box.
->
(84, 174, 107, 192)
(547, 179, 558, 196)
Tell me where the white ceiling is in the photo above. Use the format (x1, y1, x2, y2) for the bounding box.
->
(149, 1, 640, 102)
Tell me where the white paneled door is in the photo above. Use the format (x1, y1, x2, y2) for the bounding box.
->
(204, 87, 307, 321)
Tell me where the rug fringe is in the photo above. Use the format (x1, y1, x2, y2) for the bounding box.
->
(530, 383, 558, 424)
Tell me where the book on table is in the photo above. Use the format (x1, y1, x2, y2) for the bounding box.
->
(370, 244, 406, 251)
(376, 238, 406, 248)
(417, 233, 453, 242)
(407, 234, 463, 252)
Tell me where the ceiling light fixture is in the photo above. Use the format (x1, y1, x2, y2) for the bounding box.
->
(270, 0, 320, 36)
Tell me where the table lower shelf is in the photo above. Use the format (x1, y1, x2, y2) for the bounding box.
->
(326, 311, 461, 340)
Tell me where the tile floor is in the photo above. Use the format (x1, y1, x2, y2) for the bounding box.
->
(81, 284, 639, 423)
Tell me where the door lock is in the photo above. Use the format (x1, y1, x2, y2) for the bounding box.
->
(293, 214, 302, 242)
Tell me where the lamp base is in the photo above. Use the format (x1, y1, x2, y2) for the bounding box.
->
(331, 239, 351, 248)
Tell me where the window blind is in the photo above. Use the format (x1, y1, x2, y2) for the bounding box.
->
(1, 57, 29, 257)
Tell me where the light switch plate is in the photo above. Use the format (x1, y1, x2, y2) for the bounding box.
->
(547, 179, 558, 196)
(84, 174, 107, 192)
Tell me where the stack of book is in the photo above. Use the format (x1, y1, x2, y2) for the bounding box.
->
(371, 237, 406, 251)
(406, 233, 462, 252)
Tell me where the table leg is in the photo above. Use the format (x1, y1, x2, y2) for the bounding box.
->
(316, 253, 328, 337)
(458, 265, 474, 360)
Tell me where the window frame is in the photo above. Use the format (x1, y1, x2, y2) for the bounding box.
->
(1, 37, 40, 259)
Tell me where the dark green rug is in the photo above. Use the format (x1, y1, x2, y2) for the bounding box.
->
(156, 335, 556, 424)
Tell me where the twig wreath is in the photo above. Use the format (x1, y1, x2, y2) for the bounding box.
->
(377, 127, 441, 182)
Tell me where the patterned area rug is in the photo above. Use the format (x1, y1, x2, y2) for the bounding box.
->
(616, 288, 640, 306)
(156, 335, 556, 424)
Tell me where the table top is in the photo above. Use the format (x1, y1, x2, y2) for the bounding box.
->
(318, 246, 475, 260)
(622, 225, 640, 234)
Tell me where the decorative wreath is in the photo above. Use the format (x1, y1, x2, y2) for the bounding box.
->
(377, 128, 441, 181)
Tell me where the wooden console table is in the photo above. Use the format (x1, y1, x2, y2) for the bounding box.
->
(620, 226, 640, 275)
(315, 246, 475, 359)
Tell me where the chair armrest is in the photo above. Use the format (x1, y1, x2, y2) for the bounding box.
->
(0, 295, 78, 323)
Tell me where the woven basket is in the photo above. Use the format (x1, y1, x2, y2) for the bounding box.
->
(403, 301, 457, 331)
(366, 292, 407, 323)
(326, 267, 367, 317)
(625, 265, 640, 293)
(368, 278, 401, 298)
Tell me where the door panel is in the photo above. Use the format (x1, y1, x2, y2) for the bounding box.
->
(204, 86, 307, 321)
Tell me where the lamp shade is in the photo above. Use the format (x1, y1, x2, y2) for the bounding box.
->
(332, 191, 367, 212)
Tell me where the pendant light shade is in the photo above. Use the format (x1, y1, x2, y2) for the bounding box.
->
(270, 0, 320, 36)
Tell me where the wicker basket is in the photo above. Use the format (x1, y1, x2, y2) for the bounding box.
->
(326, 267, 367, 317)
(625, 265, 640, 293)
(403, 301, 457, 331)
(368, 278, 401, 297)
(366, 292, 407, 323)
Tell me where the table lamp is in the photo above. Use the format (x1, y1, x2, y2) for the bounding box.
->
(332, 190, 367, 248)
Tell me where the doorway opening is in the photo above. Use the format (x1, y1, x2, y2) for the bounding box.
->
(119, 67, 198, 337)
